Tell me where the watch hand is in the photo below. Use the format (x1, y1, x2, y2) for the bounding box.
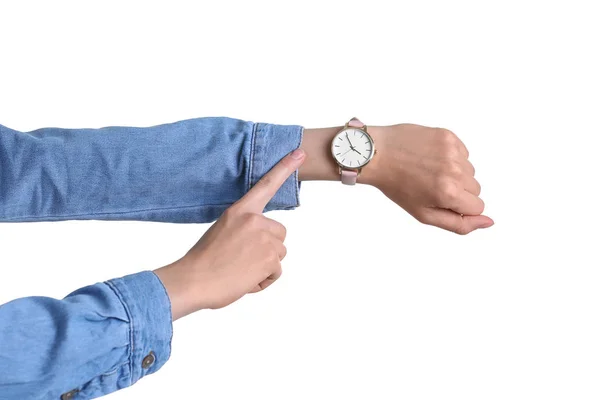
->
(345, 132, 355, 149)
(352, 148, 362, 155)
(340, 148, 353, 157)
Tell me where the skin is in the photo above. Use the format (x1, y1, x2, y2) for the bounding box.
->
(299, 124, 494, 234)
(155, 149, 306, 320)
(156, 123, 494, 321)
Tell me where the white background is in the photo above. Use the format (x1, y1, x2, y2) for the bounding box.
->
(1, 1, 599, 399)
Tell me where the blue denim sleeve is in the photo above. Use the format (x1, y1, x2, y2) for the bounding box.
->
(0, 271, 172, 399)
(0, 117, 304, 223)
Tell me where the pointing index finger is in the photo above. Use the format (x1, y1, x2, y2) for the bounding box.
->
(238, 148, 305, 212)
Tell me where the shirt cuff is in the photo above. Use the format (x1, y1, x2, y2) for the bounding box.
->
(105, 271, 173, 386)
(250, 122, 304, 212)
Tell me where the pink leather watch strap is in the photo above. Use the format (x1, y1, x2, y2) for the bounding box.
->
(348, 117, 364, 128)
(341, 169, 358, 185)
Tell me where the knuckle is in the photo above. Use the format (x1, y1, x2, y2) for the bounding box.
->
(278, 156, 295, 170)
(267, 250, 280, 265)
(258, 230, 271, 244)
(437, 128, 457, 146)
(245, 212, 263, 227)
(222, 205, 238, 219)
(278, 223, 287, 239)
(413, 210, 429, 224)
(450, 162, 463, 177)
(448, 161, 463, 177)
(442, 145, 460, 159)
(442, 159, 463, 177)
(476, 199, 486, 214)
(435, 178, 458, 205)
(467, 161, 476, 175)
(454, 222, 471, 235)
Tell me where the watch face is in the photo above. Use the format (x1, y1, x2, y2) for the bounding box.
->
(331, 128, 375, 168)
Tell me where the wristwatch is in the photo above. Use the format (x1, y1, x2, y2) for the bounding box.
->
(330, 117, 376, 185)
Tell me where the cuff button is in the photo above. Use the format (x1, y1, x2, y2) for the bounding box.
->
(61, 389, 79, 400)
(142, 351, 156, 369)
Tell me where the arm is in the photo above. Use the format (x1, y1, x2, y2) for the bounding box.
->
(0, 116, 492, 233)
(0, 271, 172, 399)
(0, 117, 302, 223)
(299, 124, 494, 234)
(0, 151, 305, 399)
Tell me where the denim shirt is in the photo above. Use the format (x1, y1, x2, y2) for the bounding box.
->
(0, 117, 304, 399)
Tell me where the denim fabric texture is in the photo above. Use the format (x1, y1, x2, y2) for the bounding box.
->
(0, 116, 304, 222)
(0, 271, 171, 399)
(0, 117, 304, 398)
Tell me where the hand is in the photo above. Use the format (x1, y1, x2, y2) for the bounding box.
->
(366, 124, 493, 234)
(299, 124, 493, 235)
(155, 149, 306, 320)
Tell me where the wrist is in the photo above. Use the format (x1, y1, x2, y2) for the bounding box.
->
(298, 126, 340, 182)
(299, 125, 382, 186)
(154, 260, 200, 321)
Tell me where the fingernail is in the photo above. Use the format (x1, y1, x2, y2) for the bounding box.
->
(479, 220, 495, 229)
(290, 149, 305, 159)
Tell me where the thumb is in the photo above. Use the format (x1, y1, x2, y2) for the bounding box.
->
(237, 148, 305, 212)
(423, 208, 494, 235)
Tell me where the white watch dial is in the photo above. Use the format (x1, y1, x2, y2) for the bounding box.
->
(331, 128, 375, 168)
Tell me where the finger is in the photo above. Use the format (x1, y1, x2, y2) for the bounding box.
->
(463, 177, 481, 196)
(238, 149, 305, 212)
(275, 242, 287, 260)
(448, 190, 486, 215)
(455, 136, 470, 158)
(423, 208, 494, 235)
(460, 159, 475, 176)
(264, 218, 287, 241)
(249, 267, 283, 293)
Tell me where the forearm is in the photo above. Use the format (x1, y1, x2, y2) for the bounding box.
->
(0, 271, 172, 398)
(0, 117, 302, 223)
